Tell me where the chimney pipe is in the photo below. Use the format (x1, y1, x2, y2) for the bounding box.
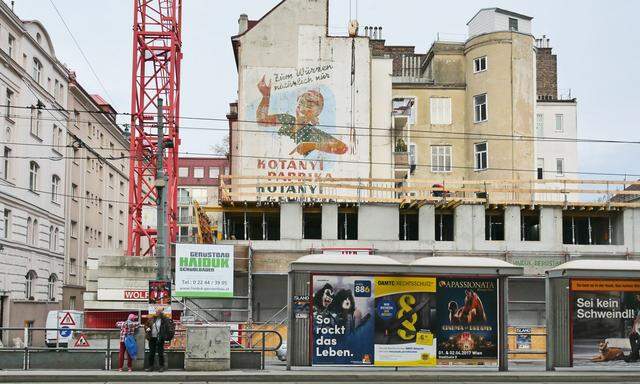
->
(238, 14, 249, 34)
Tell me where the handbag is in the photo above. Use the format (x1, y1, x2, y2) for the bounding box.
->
(124, 334, 138, 360)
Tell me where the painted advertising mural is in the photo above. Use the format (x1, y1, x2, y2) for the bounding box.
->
(238, 61, 371, 199)
(571, 279, 640, 366)
(311, 275, 498, 366)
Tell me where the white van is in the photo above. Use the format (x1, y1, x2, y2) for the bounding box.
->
(45, 310, 84, 347)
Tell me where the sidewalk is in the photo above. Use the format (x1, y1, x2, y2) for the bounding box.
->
(0, 369, 639, 383)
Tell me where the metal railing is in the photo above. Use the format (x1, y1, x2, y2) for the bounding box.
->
(0, 326, 282, 370)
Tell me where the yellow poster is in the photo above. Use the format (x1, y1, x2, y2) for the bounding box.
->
(373, 277, 437, 366)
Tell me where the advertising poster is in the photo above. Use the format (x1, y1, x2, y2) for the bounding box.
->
(293, 295, 310, 319)
(148, 280, 171, 315)
(571, 279, 640, 366)
(311, 275, 375, 365)
(373, 277, 437, 366)
(175, 244, 234, 298)
(436, 278, 498, 365)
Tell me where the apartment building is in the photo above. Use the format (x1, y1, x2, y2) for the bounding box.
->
(534, 37, 578, 200)
(177, 157, 228, 243)
(0, 2, 68, 332)
(63, 73, 129, 311)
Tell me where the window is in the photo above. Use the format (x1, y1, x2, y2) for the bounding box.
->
(430, 97, 452, 124)
(556, 158, 564, 176)
(435, 211, 454, 241)
(5, 89, 13, 118)
(509, 17, 518, 31)
(521, 210, 540, 241)
(536, 158, 544, 180)
(52, 124, 62, 147)
(29, 161, 39, 191)
(555, 114, 564, 133)
(536, 113, 544, 137)
(338, 208, 358, 240)
(26, 217, 33, 244)
(430, 145, 452, 173)
(209, 167, 220, 179)
(119, 181, 125, 195)
(53, 227, 59, 251)
(473, 56, 487, 73)
(69, 296, 76, 310)
(70, 258, 77, 276)
(485, 209, 505, 241)
(25, 270, 37, 299)
(178, 167, 189, 177)
(3, 209, 10, 239)
(54, 79, 59, 99)
(32, 58, 42, 83)
(70, 220, 78, 238)
(32, 219, 38, 246)
(47, 274, 57, 300)
(191, 188, 208, 204)
(71, 183, 78, 201)
(408, 143, 417, 168)
(51, 175, 60, 202)
(474, 143, 488, 170)
(48, 226, 54, 250)
(31, 108, 42, 137)
(399, 210, 419, 241)
(193, 167, 204, 178)
(3, 146, 10, 180)
(7, 34, 15, 58)
(108, 173, 114, 188)
(303, 209, 322, 240)
(473, 94, 487, 123)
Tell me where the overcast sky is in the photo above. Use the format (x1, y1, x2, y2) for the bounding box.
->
(8, 0, 640, 179)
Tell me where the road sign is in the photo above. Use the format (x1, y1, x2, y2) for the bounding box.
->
(59, 312, 76, 326)
(59, 326, 72, 338)
(74, 334, 90, 348)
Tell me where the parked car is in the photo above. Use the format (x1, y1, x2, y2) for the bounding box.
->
(276, 341, 287, 361)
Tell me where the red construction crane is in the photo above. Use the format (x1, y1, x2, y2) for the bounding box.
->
(127, 0, 182, 257)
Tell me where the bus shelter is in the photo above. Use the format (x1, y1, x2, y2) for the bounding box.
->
(546, 259, 640, 370)
(287, 255, 523, 371)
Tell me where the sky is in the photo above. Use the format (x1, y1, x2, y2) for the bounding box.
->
(8, 0, 640, 179)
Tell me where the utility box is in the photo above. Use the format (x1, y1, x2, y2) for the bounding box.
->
(184, 325, 230, 371)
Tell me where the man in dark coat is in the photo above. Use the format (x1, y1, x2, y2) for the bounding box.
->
(145, 307, 172, 372)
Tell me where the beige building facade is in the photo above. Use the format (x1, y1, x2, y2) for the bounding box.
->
(63, 76, 129, 311)
(388, 9, 536, 197)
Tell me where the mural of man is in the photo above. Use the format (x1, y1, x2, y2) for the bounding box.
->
(256, 75, 348, 157)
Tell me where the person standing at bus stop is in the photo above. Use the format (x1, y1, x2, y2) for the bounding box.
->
(115, 313, 140, 371)
(145, 307, 172, 372)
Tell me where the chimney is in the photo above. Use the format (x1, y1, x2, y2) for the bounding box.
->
(238, 14, 249, 34)
(535, 35, 558, 100)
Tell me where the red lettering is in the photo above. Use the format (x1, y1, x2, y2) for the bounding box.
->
(123, 290, 148, 300)
(299, 161, 307, 170)
(268, 160, 277, 169)
(287, 160, 297, 170)
(257, 159, 266, 169)
(279, 160, 287, 169)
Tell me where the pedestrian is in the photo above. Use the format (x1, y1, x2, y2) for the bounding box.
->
(625, 299, 640, 362)
(115, 313, 140, 372)
(145, 307, 172, 372)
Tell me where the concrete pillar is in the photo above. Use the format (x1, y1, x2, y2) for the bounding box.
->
(540, 207, 562, 246)
(358, 204, 399, 241)
(418, 205, 435, 242)
(625, 208, 640, 252)
(321, 203, 338, 240)
(280, 203, 302, 240)
(504, 206, 521, 244)
(454, 205, 473, 250)
(471, 205, 485, 247)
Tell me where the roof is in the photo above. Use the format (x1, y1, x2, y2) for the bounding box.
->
(548, 259, 640, 279)
(293, 254, 401, 266)
(290, 255, 522, 276)
(610, 181, 640, 203)
(411, 256, 515, 268)
(467, 8, 533, 26)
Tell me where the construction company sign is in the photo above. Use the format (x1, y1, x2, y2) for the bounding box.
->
(175, 244, 234, 298)
(97, 289, 149, 301)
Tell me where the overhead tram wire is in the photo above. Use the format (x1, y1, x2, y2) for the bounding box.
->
(48, 0, 115, 104)
(2, 104, 639, 146)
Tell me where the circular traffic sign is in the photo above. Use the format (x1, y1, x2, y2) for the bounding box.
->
(59, 326, 72, 338)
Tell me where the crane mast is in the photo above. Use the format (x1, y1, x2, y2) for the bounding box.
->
(127, 0, 182, 257)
